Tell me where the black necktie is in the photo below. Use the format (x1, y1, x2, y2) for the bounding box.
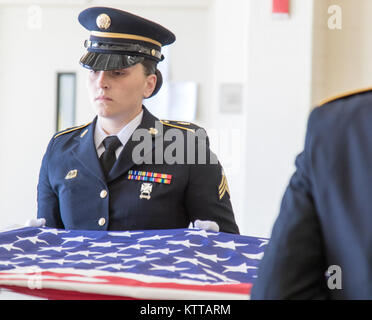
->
(99, 136, 122, 177)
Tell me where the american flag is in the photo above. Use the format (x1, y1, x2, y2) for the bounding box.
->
(0, 227, 267, 300)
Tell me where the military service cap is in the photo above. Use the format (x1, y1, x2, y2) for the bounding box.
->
(78, 7, 176, 71)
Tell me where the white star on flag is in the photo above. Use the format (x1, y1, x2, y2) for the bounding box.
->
(174, 256, 211, 268)
(37, 228, 70, 235)
(150, 264, 189, 272)
(61, 236, 94, 244)
(203, 268, 239, 283)
(12, 254, 49, 261)
(258, 239, 269, 247)
(180, 273, 217, 281)
(38, 246, 74, 252)
(138, 235, 173, 242)
(145, 248, 182, 255)
(0, 261, 15, 266)
(184, 229, 218, 238)
(74, 259, 105, 265)
(0, 262, 24, 270)
(15, 236, 49, 245)
(166, 240, 202, 248)
(88, 241, 123, 248)
(213, 240, 248, 250)
(108, 231, 143, 237)
(39, 258, 75, 265)
(194, 251, 230, 263)
(65, 250, 101, 257)
(222, 262, 257, 274)
(97, 264, 135, 271)
(118, 244, 153, 251)
(242, 252, 264, 260)
(122, 256, 160, 263)
(0, 243, 24, 252)
(95, 252, 131, 259)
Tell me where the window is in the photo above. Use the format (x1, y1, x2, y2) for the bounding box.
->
(56, 73, 76, 131)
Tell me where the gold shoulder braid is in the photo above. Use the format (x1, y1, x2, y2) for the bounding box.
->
(319, 87, 372, 106)
(54, 122, 92, 139)
(160, 120, 196, 133)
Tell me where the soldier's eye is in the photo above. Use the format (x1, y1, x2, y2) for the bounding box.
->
(111, 70, 126, 77)
(89, 70, 99, 76)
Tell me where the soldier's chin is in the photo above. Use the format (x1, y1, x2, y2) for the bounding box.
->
(96, 105, 115, 119)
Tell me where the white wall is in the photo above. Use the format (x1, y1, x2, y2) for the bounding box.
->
(237, 0, 315, 237)
(312, 0, 372, 105)
(0, 4, 89, 228)
(207, 0, 250, 233)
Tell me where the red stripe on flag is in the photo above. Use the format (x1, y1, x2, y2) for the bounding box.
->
(0, 285, 137, 300)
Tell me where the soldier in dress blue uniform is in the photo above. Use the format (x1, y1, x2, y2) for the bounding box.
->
(251, 87, 372, 299)
(37, 7, 239, 234)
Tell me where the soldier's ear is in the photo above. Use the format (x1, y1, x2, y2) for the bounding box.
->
(143, 73, 157, 99)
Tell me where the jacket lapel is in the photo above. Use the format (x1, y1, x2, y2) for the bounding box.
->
(71, 117, 106, 183)
(107, 106, 159, 182)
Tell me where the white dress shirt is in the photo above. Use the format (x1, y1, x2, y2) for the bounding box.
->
(94, 110, 144, 159)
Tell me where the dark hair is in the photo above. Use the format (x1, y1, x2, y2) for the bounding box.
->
(141, 58, 157, 76)
(140, 58, 163, 98)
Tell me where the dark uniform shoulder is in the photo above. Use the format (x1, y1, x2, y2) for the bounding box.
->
(53, 122, 92, 139)
(159, 120, 203, 133)
(309, 87, 372, 138)
(319, 87, 372, 106)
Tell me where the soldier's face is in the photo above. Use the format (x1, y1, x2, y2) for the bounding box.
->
(87, 63, 156, 120)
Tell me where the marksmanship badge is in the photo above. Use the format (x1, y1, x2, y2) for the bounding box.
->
(140, 183, 153, 200)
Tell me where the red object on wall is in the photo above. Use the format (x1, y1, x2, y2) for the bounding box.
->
(272, 0, 289, 14)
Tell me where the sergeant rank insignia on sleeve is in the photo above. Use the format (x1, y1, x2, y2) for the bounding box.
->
(218, 169, 230, 200)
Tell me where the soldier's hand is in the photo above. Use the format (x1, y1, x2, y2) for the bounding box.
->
(25, 218, 46, 228)
(189, 219, 220, 232)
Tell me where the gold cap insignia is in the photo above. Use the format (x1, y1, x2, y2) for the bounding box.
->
(148, 127, 158, 135)
(65, 169, 78, 180)
(96, 13, 111, 30)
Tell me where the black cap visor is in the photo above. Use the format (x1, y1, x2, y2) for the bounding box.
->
(80, 51, 144, 71)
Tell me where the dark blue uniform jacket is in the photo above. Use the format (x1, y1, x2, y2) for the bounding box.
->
(37, 107, 239, 234)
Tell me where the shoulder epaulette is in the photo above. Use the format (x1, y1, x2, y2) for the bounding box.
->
(54, 122, 92, 139)
(160, 120, 201, 133)
(319, 87, 372, 106)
